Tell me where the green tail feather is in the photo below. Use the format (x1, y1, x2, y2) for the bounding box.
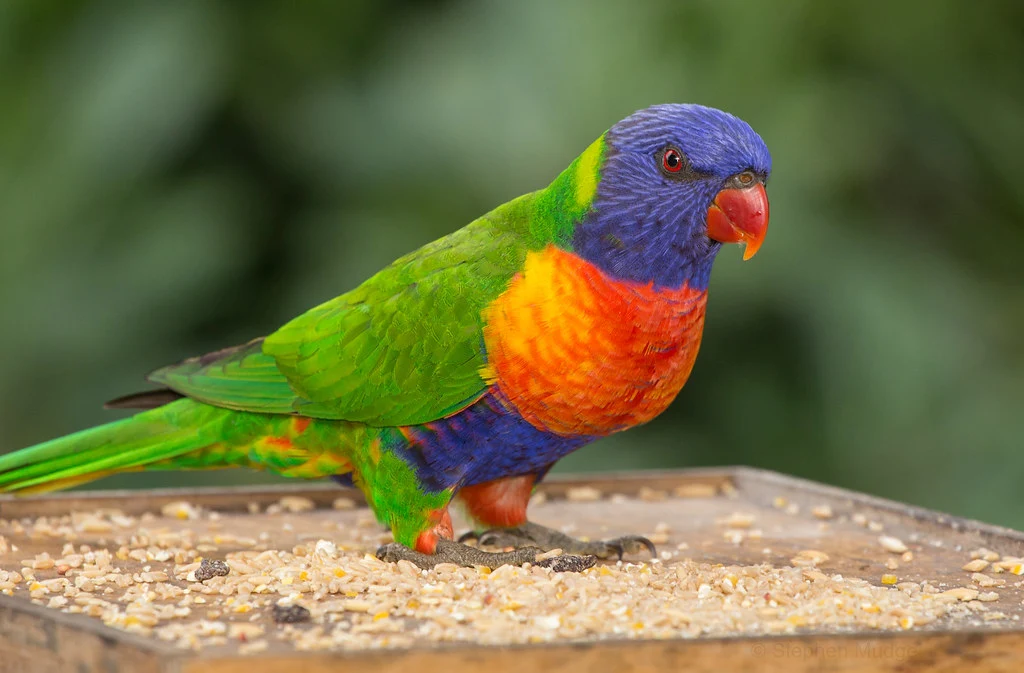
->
(0, 400, 232, 494)
(0, 400, 359, 495)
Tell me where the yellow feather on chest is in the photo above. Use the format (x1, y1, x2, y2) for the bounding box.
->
(482, 245, 708, 436)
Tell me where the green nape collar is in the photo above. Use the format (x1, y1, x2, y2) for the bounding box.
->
(530, 133, 605, 249)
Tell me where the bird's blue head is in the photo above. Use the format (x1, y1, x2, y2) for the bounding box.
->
(568, 104, 772, 291)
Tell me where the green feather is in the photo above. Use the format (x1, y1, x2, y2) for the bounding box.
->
(151, 194, 551, 427)
(0, 400, 229, 493)
(144, 134, 608, 428)
(0, 134, 609, 516)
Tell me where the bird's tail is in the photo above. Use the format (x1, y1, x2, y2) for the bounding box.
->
(0, 398, 357, 495)
(0, 400, 244, 495)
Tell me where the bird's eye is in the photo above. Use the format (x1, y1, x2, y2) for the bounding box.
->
(735, 171, 756, 187)
(661, 148, 684, 173)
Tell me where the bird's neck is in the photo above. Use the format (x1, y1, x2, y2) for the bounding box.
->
(527, 135, 606, 249)
(572, 211, 721, 292)
(529, 135, 721, 292)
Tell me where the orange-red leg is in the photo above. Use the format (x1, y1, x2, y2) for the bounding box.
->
(456, 474, 536, 529)
(456, 474, 655, 562)
(377, 498, 540, 569)
(413, 508, 454, 554)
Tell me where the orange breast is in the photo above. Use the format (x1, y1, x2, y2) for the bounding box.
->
(481, 245, 708, 436)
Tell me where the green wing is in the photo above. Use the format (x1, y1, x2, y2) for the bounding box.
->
(150, 195, 536, 426)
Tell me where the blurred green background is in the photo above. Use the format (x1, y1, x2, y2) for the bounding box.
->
(1, 1, 1022, 527)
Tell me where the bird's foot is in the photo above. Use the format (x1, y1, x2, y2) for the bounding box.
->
(376, 538, 542, 570)
(462, 521, 657, 561)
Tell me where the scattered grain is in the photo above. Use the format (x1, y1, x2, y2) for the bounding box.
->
(161, 502, 201, 521)
(723, 530, 746, 545)
(277, 497, 316, 514)
(811, 505, 834, 520)
(879, 536, 908, 554)
(3, 494, 1019, 655)
(791, 550, 829, 567)
(673, 484, 718, 499)
(638, 487, 668, 502)
(970, 548, 1001, 562)
(77, 517, 113, 534)
(963, 559, 990, 572)
(648, 532, 670, 545)
(332, 498, 356, 511)
(972, 573, 1005, 588)
(565, 487, 602, 503)
(238, 640, 269, 655)
(720, 513, 756, 529)
(941, 588, 979, 602)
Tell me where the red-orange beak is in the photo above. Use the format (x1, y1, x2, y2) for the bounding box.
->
(706, 183, 769, 260)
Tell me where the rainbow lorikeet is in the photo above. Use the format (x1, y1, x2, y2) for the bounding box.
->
(0, 104, 771, 569)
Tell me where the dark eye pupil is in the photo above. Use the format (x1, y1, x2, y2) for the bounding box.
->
(662, 149, 684, 173)
(661, 147, 685, 173)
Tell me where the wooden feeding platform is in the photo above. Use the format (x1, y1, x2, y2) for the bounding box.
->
(1, 467, 1023, 672)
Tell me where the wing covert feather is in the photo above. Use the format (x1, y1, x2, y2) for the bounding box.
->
(149, 197, 536, 426)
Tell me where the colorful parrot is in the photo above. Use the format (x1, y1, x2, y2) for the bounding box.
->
(0, 104, 771, 569)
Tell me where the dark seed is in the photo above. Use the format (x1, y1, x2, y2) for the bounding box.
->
(194, 559, 230, 582)
(273, 603, 312, 624)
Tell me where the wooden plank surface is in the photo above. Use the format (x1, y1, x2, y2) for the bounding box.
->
(1, 467, 1023, 672)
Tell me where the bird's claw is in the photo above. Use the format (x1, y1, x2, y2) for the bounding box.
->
(376, 542, 424, 565)
(602, 535, 658, 560)
(376, 539, 542, 570)
(456, 530, 480, 544)
(475, 529, 532, 549)
(473, 522, 657, 560)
